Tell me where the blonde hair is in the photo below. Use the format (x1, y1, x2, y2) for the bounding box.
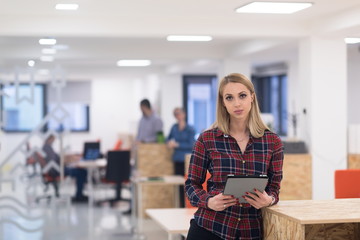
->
(212, 73, 269, 138)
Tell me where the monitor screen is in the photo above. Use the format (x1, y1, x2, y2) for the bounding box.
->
(83, 142, 100, 160)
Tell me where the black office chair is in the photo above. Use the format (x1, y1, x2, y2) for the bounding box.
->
(97, 150, 131, 207)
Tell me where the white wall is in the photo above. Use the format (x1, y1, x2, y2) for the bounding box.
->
(348, 49, 360, 124)
(347, 45, 360, 154)
(160, 74, 183, 137)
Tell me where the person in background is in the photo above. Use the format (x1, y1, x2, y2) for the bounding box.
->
(167, 107, 196, 207)
(136, 99, 163, 143)
(42, 134, 88, 202)
(185, 73, 284, 240)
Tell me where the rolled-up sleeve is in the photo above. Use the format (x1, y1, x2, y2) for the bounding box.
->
(185, 135, 212, 208)
(265, 135, 284, 204)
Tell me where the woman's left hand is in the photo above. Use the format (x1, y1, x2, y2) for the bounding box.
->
(242, 189, 272, 209)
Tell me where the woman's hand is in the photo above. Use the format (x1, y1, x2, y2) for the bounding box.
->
(167, 139, 179, 149)
(207, 193, 238, 211)
(242, 189, 273, 209)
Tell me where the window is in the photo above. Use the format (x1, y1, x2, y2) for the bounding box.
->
(1, 81, 91, 133)
(1, 83, 46, 132)
(183, 75, 217, 137)
(252, 74, 288, 136)
(47, 103, 89, 132)
(46, 81, 91, 132)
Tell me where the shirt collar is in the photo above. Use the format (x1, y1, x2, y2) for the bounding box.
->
(214, 127, 254, 141)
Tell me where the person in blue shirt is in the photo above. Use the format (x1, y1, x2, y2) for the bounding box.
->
(167, 107, 195, 207)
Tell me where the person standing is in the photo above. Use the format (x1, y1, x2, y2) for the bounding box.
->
(185, 73, 284, 240)
(167, 107, 195, 207)
(136, 99, 163, 143)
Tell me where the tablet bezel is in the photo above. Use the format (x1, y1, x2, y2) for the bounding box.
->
(223, 174, 268, 203)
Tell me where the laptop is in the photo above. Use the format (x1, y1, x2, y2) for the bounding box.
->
(82, 142, 101, 161)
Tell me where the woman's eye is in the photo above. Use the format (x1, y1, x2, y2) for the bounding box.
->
(225, 96, 233, 101)
(240, 94, 247, 99)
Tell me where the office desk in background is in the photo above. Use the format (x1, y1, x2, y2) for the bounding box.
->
(75, 158, 106, 207)
(263, 199, 360, 240)
(146, 208, 196, 240)
(133, 175, 185, 219)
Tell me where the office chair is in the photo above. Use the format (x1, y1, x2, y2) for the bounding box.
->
(34, 152, 60, 202)
(98, 150, 131, 207)
(334, 169, 360, 198)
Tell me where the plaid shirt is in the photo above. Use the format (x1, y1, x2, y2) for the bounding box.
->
(185, 128, 284, 240)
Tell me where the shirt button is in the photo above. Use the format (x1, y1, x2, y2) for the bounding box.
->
(237, 218, 241, 221)
(242, 160, 245, 164)
(239, 204, 243, 207)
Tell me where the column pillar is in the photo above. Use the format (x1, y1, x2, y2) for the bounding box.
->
(298, 36, 347, 199)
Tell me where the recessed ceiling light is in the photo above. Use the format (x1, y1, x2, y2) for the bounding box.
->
(40, 56, 54, 62)
(344, 38, 360, 44)
(39, 38, 57, 45)
(28, 60, 35, 67)
(235, 2, 313, 14)
(55, 4, 79, 10)
(166, 35, 213, 42)
(42, 48, 57, 54)
(117, 60, 151, 67)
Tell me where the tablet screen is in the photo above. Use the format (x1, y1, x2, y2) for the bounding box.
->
(223, 174, 268, 203)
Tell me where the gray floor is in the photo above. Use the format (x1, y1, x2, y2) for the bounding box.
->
(0, 175, 170, 240)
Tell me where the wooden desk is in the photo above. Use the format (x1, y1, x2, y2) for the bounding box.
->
(146, 208, 196, 240)
(263, 199, 360, 240)
(134, 175, 185, 218)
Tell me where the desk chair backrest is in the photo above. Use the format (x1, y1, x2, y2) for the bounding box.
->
(105, 150, 131, 183)
(33, 152, 60, 198)
(335, 169, 360, 198)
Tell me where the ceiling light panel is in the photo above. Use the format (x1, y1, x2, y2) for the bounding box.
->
(167, 35, 213, 42)
(117, 60, 151, 67)
(39, 38, 57, 45)
(345, 38, 360, 44)
(235, 2, 313, 14)
(55, 4, 79, 10)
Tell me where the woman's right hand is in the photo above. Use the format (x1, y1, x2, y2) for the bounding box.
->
(207, 193, 238, 211)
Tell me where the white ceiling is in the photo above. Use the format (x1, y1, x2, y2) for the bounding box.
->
(0, 0, 360, 78)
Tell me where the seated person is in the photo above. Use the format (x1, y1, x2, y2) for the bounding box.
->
(42, 134, 88, 202)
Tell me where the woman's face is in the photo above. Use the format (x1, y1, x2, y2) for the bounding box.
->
(174, 109, 185, 121)
(222, 82, 253, 121)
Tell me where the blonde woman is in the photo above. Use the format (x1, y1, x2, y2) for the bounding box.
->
(185, 73, 284, 240)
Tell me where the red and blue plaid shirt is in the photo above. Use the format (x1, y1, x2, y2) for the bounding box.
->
(185, 128, 284, 240)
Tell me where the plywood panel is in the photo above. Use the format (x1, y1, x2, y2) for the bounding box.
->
(137, 143, 173, 176)
(280, 154, 312, 200)
(137, 143, 174, 218)
(263, 199, 360, 240)
(263, 209, 305, 240)
(305, 223, 358, 240)
(348, 154, 360, 169)
(141, 185, 175, 218)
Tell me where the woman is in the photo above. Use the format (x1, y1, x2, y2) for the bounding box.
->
(167, 107, 196, 175)
(185, 73, 284, 240)
(167, 107, 195, 207)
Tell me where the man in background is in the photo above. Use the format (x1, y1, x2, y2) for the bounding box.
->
(136, 99, 163, 143)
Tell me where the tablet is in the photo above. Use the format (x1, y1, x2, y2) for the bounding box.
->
(223, 174, 268, 203)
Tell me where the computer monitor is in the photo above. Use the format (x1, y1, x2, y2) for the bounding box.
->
(82, 142, 100, 160)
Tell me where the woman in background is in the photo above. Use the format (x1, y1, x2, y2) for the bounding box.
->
(185, 73, 284, 240)
(167, 107, 195, 207)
